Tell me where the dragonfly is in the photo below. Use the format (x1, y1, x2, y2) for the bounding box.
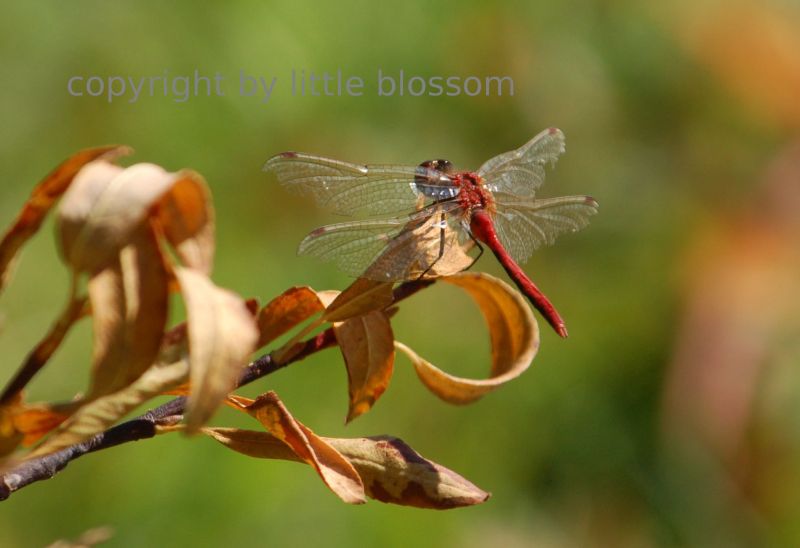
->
(264, 128, 598, 338)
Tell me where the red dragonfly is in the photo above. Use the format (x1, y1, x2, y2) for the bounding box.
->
(264, 128, 598, 337)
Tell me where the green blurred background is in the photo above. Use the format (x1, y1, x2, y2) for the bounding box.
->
(2, 1, 800, 546)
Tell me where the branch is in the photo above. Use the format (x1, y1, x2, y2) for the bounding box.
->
(0, 279, 432, 501)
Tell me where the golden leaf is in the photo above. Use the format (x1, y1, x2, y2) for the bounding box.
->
(12, 404, 70, 447)
(0, 394, 24, 459)
(322, 278, 395, 323)
(228, 392, 366, 504)
(29, 359, 189, 457)
(57, 161, 178, 273)
(328, 435, 490, 508)
(361, 209, 476, 282)
(334, 310, 395, 422)
(155, 170, 215, 275)
(396, 272, 539, 404)
(257, 286, 326, 348)
(203, 427, 489, 509)
(176, 267, 259, 433)
(87, 225, 169, 398)
(202, 426, 299, 461)
(0, 145, 130, 294)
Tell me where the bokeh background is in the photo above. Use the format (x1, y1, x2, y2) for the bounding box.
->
(2, 1, 800, 546)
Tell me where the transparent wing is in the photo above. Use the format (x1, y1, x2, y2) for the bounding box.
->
(297, 201, 473, 281)
(264, 152, 458, 217)
(491, 194, 599, 264)
(478, 128, 566, 198)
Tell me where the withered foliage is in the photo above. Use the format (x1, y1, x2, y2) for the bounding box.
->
(0, 147, 544, 509)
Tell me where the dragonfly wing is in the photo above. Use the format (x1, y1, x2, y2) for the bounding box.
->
(491, 194, 599, 264)
(298, 201, 472, 281)
(264, 152, 456, 217)
(478, 128, 566, 197)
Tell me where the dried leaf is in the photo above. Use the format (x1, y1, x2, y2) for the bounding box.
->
(87, 225, 169, 398)
(156, 171, 215, 275)
(203, 426, 299, 462)
(229, 392, 366, 504)
(176, 267, 259, 433)
(0, 394, 24, 458)
(0, 145, 129, 293)
(203, 428, 489, 509)
(322, 278, 395, 323)
(57, 161, 179, 273)
(362, 211, 476, 281)
(396, 272, 539, 404)
(12, 404, 70, 447)
(329, 435, 490, 508)
(334, 310, 395, 422)
(257, 286, 325, 348)
(29, 359, 189, 457)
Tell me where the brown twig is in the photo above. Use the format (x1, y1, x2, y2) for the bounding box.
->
(0, 279, 432, 501)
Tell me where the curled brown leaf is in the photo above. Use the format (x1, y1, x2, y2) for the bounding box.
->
(87, 225, 169, 398)
(29, 359, 190, 458)
(58, 161, 178, 273)
(227, 392, 366, 504)
(12, 404, 71, 447)
(155, 171, 215, 275)
(0, 145, 130, 293)
(334, 310, 395, 423)
(396, 272, 539, 404)
(322, 278, 395, 323)
(202, 427, 489, 509)
(361, 211, 475, 282)
(329, 435, 490, 509)
(257, 286, 326, 349)
(176, 267, 259, 433)
(0, 394, 24, 459)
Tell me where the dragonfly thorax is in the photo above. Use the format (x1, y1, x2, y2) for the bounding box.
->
(453, 171, 494, 216)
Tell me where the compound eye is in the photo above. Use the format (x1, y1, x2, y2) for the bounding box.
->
(417, 159, 454, 173)
(435, 159, 454, 173)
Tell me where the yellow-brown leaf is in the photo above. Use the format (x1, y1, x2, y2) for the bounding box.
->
(361, 211, 475, 281)
(322, 278, 395, 323)
(257, 286, 326, 348)
(155, 170, 215, 275)
(0, 394, 24, 458)
(87, 225, 169, 397)
(57, 161, 178, 273)
(334, 310, 395, 422)
(202, 427, 489, 509)
(202, 427, 299, 462)
(29, 359, 189, 457)
(12, 404, 70, 447)
(328, 435, 490, 509)
(0, 145, 130, 293)
(396, 272, 539, 404)
(176, 267, 259, 433)
(230, 392, 366, 504)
